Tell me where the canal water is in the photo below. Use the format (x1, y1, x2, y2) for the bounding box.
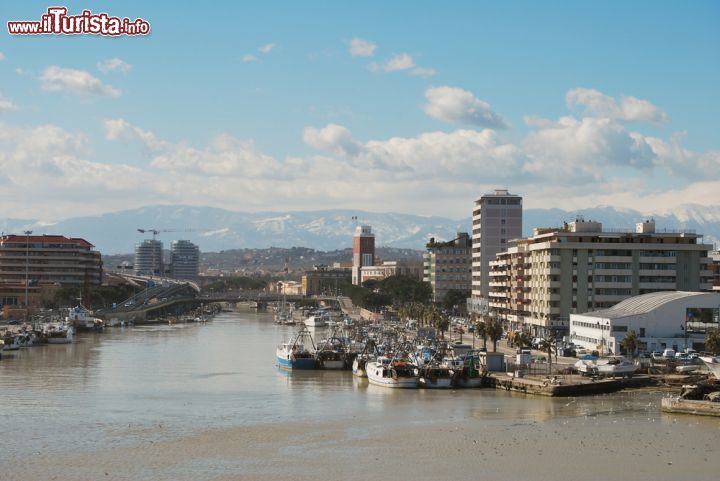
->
(1, 311, 718, 481)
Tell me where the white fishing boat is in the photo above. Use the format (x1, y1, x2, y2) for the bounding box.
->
(595, 356, 638, 377)
(66, 305, 103, 331)
(303, 312, 331, 327)
(1, 335, 21, 351)
(366, 356, 419, 388)
(700, 355, 720, 380)
(43, 322, 74, 344)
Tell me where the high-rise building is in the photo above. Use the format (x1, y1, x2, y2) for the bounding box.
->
(423, 233, 472, 302)
(170, 240, 199, 279)
(352, 225, 375, 285)
(0, 234, 102, 307)
(134, 239, 163, 276)
(488, 219, 714, 337)
(471, 189, 522, 307)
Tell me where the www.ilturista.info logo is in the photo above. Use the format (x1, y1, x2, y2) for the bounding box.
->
(7, 7, 150, 36)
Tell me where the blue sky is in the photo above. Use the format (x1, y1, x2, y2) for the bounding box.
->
(0, 0, 718, 220)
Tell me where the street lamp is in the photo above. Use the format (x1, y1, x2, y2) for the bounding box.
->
(23, 230, 32, 317)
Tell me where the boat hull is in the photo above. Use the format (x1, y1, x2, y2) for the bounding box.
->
(319, 359, 345, 369)
(366, 362, 418, 388)
(277, 355, 317, 369)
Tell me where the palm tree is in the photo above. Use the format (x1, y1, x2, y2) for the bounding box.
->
(433, 309, 450, 339)
(475, 320, 488, 350)
(705, 328, 720, 355)
(486, 319, 504, 353)
(538, 336, 557, 374)
(620, 330, 639, 358)
(513, 331, 532, 350)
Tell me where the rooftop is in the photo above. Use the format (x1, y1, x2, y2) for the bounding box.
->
(579, 291, 720, 320)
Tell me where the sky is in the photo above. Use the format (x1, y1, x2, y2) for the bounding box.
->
(0, 0, 718, 221)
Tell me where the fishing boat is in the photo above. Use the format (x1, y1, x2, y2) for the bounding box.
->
(42, 322, 74, 344)
(276, 326, 317, 369)
(1, 334, 21, 351)
(453, 351, 485, 388)
(66, 305, 104, 332)
(366, 356, 419, 388)
(418, 360, 456, 389)
(315, 331, 347, 369)
(700, 355, 720, 380)
(303, 311, 331, 327)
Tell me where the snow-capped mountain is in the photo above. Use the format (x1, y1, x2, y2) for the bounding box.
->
(1, 204, 718, 254)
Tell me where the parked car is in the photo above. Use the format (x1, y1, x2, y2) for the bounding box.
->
(651, 351, 664, 360)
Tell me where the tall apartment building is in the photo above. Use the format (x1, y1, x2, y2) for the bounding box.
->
(352, 225, 375, 285)
(488, 219, 714, 337)
(471, 189, 522, 309)
(0, 234, 102, 307)
(170, 240, 200, 279)
(423, 233, 472, 303)
(134, 239, 163, 276)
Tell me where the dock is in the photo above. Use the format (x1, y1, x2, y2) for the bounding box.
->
(488, 373, 654, 397)
(661, 397, 720, 417)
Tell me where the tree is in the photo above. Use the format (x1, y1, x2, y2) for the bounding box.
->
(538, 337, 557, 374)
(475, 320, 488, 350)
(378, 275, 432, 306)
(705, 328, 720, 355)
(486, 319, 504, 353)
(442, 289, 469, 312)
(432, 308, 450, 339)
(620, 330, 639, 358)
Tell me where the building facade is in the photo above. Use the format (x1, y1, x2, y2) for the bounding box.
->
(0, 234, 102, 307)
(471, 189, 522, 307)
(134, 239, 163, 276)
(302, 265, 352, 296)
(170, 240, 200, 279)
(423, 233, 472, 303)
(570, 291, 720, 355)
(489, 219, 714, 336)
(352, 225, 375, 285)
(360, 260, 424, 284)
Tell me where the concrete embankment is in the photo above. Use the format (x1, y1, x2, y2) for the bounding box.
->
(488, 373, 654, 397)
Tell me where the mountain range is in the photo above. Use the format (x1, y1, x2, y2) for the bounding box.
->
(1, 204, 719, 254)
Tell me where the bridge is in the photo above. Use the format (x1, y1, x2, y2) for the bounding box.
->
(98, 280, 349, 323)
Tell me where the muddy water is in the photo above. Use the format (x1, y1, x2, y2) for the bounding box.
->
(1, 312, 718, 480)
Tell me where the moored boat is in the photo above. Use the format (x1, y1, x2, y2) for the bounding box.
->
(276, 326, 318, 369)
(595, 356, 638, 377)
(366, 356, 419, 388)
(700, 355, 720, 380)
(42, 322, 74, 344)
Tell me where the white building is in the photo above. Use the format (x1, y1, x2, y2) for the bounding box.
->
(570, 291, 720, 355)
(471, 189, 522, 306)
(489, 219, 714, 337)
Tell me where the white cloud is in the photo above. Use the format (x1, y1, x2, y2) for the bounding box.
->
(103, 119, 165, 151)
(303, 124, 361, 155)
(566, 87, 670, 123)
(410, 67, 436, 77)
(349, 37, 377, 57)
(0, 96, 17, 112)
(241, 54, 258, 62)
(0, 52, 5, 61)
(97, 58, 132, 73)
(258, 43, 275, 54)
(424, 86, 510, 129)
(523, 116, 656, 181)
(369, 53, 436, 77)
(383, 53, 415, 71)
(40, 66, 121, 97)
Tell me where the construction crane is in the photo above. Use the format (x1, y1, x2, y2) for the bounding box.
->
(137, 228, 212, 240)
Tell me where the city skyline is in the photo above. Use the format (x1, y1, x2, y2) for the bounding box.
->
(0, 1, 718, 221)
